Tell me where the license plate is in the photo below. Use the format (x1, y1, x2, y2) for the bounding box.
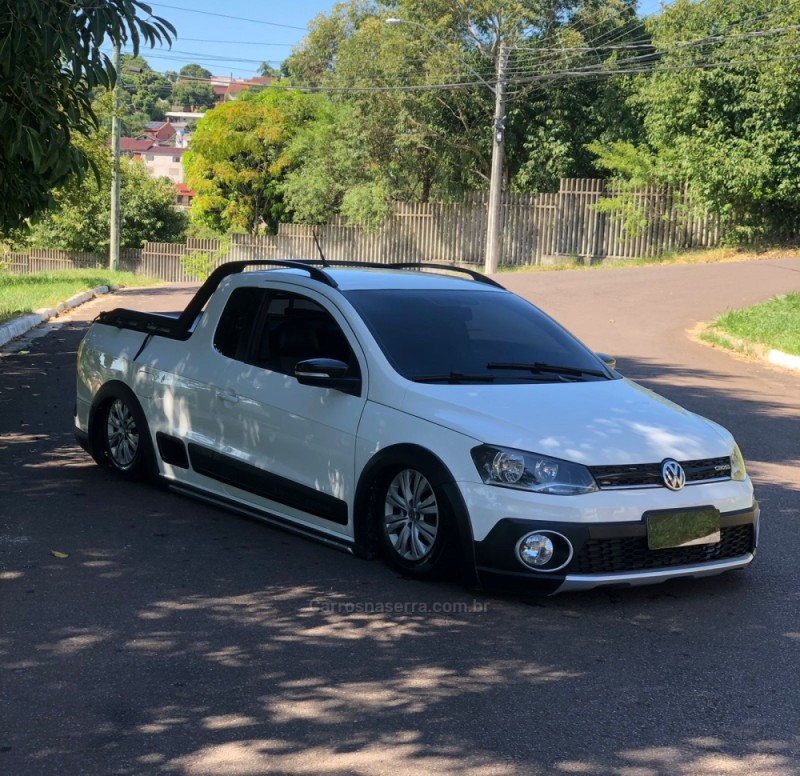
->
(646, 508, 721, 550)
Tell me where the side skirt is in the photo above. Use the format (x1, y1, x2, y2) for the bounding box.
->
(166, 480, 355, 555)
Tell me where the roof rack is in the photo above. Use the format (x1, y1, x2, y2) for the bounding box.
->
(186, 259, 502, 328)
(95, 259, 504, 341)
(297, 259, 505, 289)
(184, 259, 502, 330)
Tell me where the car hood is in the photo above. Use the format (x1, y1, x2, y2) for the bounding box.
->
(401, 377, 733, 465)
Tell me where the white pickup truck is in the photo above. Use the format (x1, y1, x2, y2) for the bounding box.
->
(75, 260, 758, 594)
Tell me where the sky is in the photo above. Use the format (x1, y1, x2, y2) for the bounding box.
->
(126, 1, 667, 77)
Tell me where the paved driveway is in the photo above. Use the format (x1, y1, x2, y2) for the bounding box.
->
(1, 259, 798, 776)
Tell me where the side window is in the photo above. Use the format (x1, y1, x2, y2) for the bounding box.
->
(252, 292, 360, 378)
(213, 287, 266, 360)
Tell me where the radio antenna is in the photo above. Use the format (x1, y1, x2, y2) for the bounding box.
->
(312, 231, 329, 267)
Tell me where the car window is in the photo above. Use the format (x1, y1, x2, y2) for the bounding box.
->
(251, 291, 360, 378)
(343, 288, 611, 382)
(213, 287, 266, 360)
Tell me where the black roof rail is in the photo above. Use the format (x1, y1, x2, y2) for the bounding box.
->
(180, 258, 505, 337)
(273, 258, 505, 289)
(95, 258, 504, 341)
(376, 261, 504, 289)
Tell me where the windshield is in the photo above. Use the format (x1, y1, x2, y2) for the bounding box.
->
(343, 288, 615, 384)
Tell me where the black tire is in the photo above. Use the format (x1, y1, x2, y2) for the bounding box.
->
(373, 464, 457, 580)
(99, 392, 155, 481)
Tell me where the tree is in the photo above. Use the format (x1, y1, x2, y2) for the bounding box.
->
(590, 0, 800, 242)
(172, 63, 216, 110)
(26, 139, 187, 251)
(281, 0, 644, 223)
(179, 63, 213, 81)
(0, 0, 174, 233)
(173, 81, 217, 111)
(258, 63, 280, 78)
(184, 91, 318, 234)
(120, 55, 173, 120)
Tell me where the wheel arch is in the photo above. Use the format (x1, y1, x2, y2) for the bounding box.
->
(87, 380, 148, 467)
(352, 443, 478, 583)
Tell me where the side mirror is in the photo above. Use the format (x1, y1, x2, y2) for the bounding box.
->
(295, 358, 361, 396)
(596, 352, 617, 370)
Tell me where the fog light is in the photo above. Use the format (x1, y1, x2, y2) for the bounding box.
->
(517, 533, 554, 567)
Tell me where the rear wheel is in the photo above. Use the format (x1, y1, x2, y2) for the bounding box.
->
(100, 394, 155, 480)
(376, 465, 455, 579)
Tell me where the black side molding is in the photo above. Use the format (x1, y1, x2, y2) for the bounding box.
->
(187, 443, 349, 526)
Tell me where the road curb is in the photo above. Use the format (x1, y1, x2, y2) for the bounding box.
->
(767, 349, 800, 372)
(691, 323, 800, 374)
(0, 284, 116, 349)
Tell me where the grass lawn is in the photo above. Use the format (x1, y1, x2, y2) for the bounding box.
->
(0, 270, 159, 325)
(702, 293, 800, 357)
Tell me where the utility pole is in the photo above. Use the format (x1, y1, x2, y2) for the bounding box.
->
(385, 19, 508, 275)
(110, 42, 121, 271)
(484, 41, 508, 275)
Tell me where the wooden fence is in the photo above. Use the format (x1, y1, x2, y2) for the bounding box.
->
(3, 179, 721, 281)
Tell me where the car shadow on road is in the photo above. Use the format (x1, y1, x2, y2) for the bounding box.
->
(1, 326, 799, 775)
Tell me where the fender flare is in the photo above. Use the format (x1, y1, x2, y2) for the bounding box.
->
(352, 443, 478, 585)
(87, 381, 152, 471)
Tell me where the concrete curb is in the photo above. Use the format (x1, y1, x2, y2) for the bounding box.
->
(767, 349, 800, 372)
(692, 323, 800, 374)
(0, 284, 116, 349)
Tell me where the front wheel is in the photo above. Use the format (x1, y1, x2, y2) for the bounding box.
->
(376, 466, 456, 579)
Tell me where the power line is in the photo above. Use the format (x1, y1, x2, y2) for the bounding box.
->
(179, 37, 297, 47)
(149, 3, 307, 30)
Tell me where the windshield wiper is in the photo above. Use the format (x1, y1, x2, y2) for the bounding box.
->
(486, 361, 609, 379)
(412, 372, 496, 384)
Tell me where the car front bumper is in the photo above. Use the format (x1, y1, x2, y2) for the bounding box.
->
(473, 502, 759, 595)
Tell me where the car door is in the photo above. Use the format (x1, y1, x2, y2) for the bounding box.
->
(203, 285, 368, 537)
(142, 284, 267, 490)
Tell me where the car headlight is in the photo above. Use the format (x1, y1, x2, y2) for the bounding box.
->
(471, 445, 598, 495)
(731, 444, 747, 481)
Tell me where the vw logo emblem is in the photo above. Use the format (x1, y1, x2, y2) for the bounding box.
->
(662, 459, 686, 491)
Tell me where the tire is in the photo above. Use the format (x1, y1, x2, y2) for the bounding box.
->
(100, 393, 155, 481)
(374, 465, 456, 580)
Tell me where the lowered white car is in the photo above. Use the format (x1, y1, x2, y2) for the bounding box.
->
(75, 261, 758, 594)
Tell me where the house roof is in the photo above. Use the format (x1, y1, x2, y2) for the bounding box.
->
(119, 138, 154, 152)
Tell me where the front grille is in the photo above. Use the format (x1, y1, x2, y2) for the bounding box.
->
(572, 524, 753, 575)
(589, 456, 731, 489)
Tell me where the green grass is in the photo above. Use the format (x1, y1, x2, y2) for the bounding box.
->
(0, 270, 159, 325)
(705, 293, 800, 356)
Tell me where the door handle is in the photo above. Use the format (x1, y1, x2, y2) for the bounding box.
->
(216, 389, 239, 404)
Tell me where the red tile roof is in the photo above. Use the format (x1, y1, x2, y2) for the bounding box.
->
(119, 138, 154, 152)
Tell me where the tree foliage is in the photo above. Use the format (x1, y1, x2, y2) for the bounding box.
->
(24, 139, 187, 251)
(173, 80, 217, 111)
(589, 0, 800, 242)
(0, 1, 174, 233)
(280, 0, 643, 223)
(173, 63, 216, 110)
(120, 55, 173, 120)
(185, 91, 319, 234)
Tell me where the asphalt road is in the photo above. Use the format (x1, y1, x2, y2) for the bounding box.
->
(1, 259, 799, 776)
